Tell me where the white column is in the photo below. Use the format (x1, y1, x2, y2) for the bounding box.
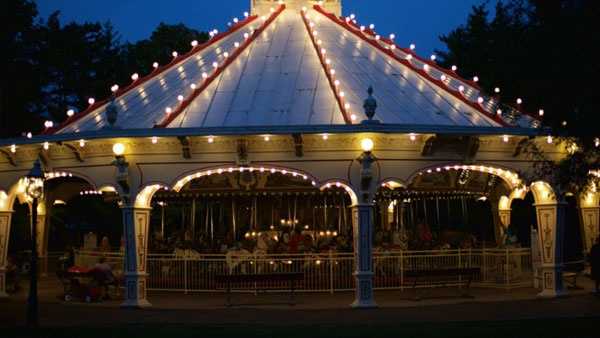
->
(535, 202, 567, 298)
(0, 211, 13, 298)
(351, 204, 377, 308)
(121, 206, 152, 308)
(497, 208, 511, 245)
(580, 207, 599, 254)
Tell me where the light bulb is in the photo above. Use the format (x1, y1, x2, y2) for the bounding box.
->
(67, 109, 75, 117)
(153, 62, 159, 69)
(151, 136, 158, 144)
(79, 139, 85, 147)
(131, 73, 139, 81)
(191, 40, 199, 47)
(111, 84, 119, 93)
(44, 120, 54, 128)
(112, 143, 125, 156)
(172, 51, 178, 58)
(88, 98, 95, 105)
(361, 138, 374, 152)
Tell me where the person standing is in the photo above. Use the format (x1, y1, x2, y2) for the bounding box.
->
(590, 237, 600, 294)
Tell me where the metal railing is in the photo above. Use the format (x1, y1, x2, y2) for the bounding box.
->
(74, 248, 532, 293)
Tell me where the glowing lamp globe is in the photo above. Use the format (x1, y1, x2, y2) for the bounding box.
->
(361, 138, 374, 152)
(112, 143, 125, 156)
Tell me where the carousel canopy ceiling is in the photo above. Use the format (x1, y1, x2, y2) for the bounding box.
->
(49, 0, 540, 136)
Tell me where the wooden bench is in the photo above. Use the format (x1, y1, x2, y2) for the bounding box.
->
(215, 272, 304, 307)
(404, 267, 481, 300)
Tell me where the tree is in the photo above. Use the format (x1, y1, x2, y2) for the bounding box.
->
(122, 23, 209, 77)
(0, 0, 44, 138)
(38, 13, 124, 124)
(437, 0, 600, 195)
(1, 1, 209, 137)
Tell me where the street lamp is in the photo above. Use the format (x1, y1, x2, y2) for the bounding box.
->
(24, 159, 44, 328)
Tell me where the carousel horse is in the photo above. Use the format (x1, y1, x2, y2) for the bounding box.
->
(253, 233, 271, 273)
(225, 246, 253, 274)
(392, 229, 409, 251)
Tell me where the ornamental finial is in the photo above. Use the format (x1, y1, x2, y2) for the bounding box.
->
(363, 86, 378, 122)
(104, 97, 119, 129)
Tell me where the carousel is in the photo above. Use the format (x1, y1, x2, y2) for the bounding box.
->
(0, 0, 598, 308)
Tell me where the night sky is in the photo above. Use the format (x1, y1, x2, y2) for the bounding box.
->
(35, 0, 488, 56)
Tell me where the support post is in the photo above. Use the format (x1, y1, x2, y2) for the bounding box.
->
(35, 212, 48, 277)
(0, 211, 13, 298)
(497, 208, 511, 246)
(351, 204, 377, 308)
(580, 206, 599, 255)
(121, 206, 152, 308)
(534, 202, 567, 298)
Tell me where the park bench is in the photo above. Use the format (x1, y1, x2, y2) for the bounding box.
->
(404, 267, 481, 300)
(215, 272, 304, 307)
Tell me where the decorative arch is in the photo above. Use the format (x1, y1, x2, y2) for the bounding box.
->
(133, 164, 333, 209)
(171, 165, 320, 192)
(530, 181, 557, 205)
(407, 163, 523, 191)
(319, 179, 358, 206)
(134, 183, 169, 209)
(0, 170, 98, 212)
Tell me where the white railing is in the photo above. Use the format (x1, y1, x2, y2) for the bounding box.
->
(74, 248, 532, 293)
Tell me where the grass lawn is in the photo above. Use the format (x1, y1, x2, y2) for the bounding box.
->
(5, 317, 598, 338)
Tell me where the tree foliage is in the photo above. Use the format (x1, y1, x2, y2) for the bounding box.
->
(438, 0, 600, 194)
(0, 0, 208, 138)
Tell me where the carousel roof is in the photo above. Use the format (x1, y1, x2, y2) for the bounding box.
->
(47, 0, 540, 137)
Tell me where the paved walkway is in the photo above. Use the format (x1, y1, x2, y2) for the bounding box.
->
(1, 277, 599, 328)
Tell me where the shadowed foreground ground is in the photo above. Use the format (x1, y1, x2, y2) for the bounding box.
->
(1, 278, 599, 337)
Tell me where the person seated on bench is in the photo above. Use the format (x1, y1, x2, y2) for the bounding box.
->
(91, 257, 116, 299)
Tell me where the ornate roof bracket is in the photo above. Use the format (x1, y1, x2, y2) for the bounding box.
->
(177, 136, 192, 159)
(61, 143, 85, 162)
(421, 136, 436, 156)
(292, 133, 304, 157)
(0, 149, 17, 167)
(464, 136, 480, 161)
(38, 150, 51, 168)
(236, 138, 249, 166)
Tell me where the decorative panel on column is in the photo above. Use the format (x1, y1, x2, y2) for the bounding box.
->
(580, 207, 599, 253)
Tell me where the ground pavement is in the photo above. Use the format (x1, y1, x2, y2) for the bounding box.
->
(1, 277, 599, 337)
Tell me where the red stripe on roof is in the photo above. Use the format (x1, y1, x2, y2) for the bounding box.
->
(47, 15, 259, 135)
(157, 5, 286, 128)
(315, 6, 510, 127)
(301, 11, 352, 125)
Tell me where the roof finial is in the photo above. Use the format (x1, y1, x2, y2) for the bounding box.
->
(362, 86, 379, 124)
(104, 96, 119, 129)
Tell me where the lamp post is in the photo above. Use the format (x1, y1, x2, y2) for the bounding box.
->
(25, 159, 44, 328)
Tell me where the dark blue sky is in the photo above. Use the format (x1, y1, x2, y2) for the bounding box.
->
(35, 0, 487, 55)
